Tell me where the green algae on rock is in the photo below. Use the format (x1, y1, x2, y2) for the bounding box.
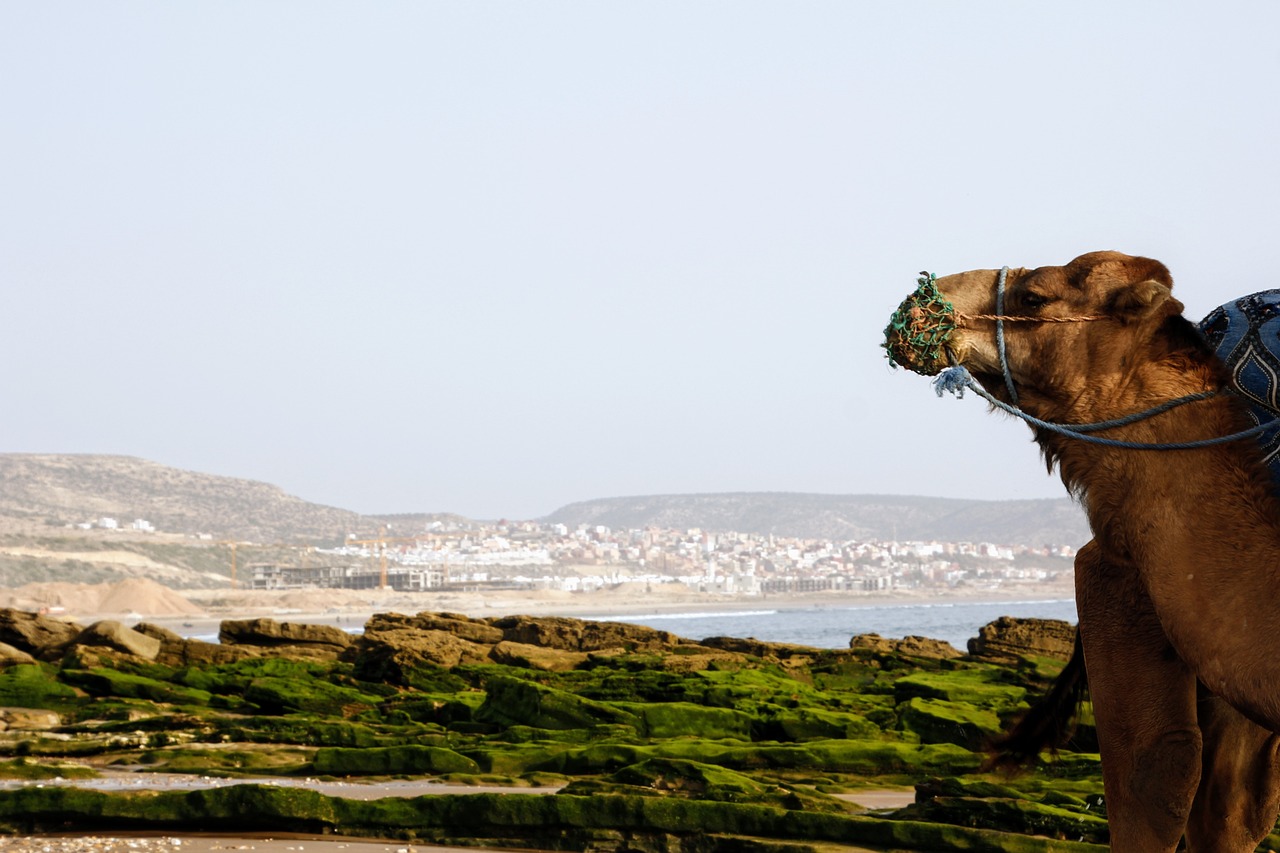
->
(0, 609, 1121, 851)
(0, 785, 1108, 852)
(313, 744, 480, 776)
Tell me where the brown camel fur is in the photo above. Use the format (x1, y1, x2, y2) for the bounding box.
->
(1077, 541, 1280, 851)
(994, 540, 1280, 851)
(886, 251, 1280, 850)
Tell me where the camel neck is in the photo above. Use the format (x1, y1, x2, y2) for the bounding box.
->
(1051, 390, 1280, 554)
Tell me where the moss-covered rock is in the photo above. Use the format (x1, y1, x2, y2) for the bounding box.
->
(615, 701, 753, 740)
(898, 697, 1003, 749)
(764, 707, 881, 742)
(0, 757, 96, 779)
(0, 608, 1115, 850)
(0, 664, 79, 710)
(60, 668, 211, 707)
(242, 675, 381, 717)
(606, 759, 768, 801)
(517, 738, 981, 778)
(893, 668, 1027, 711)
(384, 691, 484, 725)
(566, 758, 849, 813)
(477, 676, 641, 731)
(498, 724, 638, 745)
(0, 787, 1109, 851)
(313, 744, 480, 776)
(136, 745, 310, 774)
(213, 716, 380, 747)
(896, 795, 1108, 844)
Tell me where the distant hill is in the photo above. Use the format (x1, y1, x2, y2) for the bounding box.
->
(0, 454, 368, 543)
(0, 455, 1089, 554)
(0, 455, 473, 546)
(544, 492, 1090, 547)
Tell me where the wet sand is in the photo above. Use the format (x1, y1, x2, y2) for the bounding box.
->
(0, 771, 563, 800)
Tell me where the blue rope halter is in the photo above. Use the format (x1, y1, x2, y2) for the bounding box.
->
(932, 268, 1274, 451)
(994, 266, 1018, 405)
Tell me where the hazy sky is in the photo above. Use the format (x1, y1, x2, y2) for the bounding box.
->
(4, 3, 1279, 519)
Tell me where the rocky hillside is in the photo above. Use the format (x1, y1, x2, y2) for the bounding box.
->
(0, 455, 1089, 551)
(545, 492, 1090, 546)
(0, 454, 365, 543)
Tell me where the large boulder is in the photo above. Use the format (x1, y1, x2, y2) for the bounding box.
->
(700, 636, 824, 660)
(967, 617, 1075, 664)
(849, 633, 963, 660)
(349, 624, 491, 686)
(0, 610, 82, 660)
(488, 615, 688, 652)
(131, 622, 185, 645)
(0, 708, 61, 731)
(490, 640, 589, 672)
(0, 643, 36, 668)
(170, 639, 260, 666)
(404, 612, 505, 645)
(131, 622, 259, 667)
(218, 618, 353, 656)
(70, 621, 161, 661)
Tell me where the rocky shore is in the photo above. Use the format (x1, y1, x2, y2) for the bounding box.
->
(0, 606, 1167, 851)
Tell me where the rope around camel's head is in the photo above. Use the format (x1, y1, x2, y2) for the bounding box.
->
(883, 270, 1109, 375)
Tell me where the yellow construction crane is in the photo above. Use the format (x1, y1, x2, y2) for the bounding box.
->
(344, 527, 472, 589)
(214, 540, 302, 590)
(345, 526, 422, 589)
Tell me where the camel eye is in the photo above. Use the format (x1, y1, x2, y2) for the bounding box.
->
(1022, 292, 1049, 309)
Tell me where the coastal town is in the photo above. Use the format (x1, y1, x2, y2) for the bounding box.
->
(241, 519, 1079, 598)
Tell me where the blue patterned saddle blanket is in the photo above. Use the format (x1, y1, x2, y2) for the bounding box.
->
(1198, 291, 1280, 477)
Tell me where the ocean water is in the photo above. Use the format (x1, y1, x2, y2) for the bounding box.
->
(582, 598, 1078, 652)
(181, 597, 1078, 652)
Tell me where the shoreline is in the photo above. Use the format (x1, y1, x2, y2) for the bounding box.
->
(137, 584, 1076, 641)
(127, 589, 1070, 648)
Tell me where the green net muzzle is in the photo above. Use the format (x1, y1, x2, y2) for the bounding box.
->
(882, 272, 957, 376)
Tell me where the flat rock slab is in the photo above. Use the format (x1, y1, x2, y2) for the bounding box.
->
(0, 771, 564, 801)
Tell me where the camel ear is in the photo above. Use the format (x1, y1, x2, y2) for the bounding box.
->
(1111, 280, 1184, 324)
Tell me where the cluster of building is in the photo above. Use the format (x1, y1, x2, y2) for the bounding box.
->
(246, 520, 1078, 596)
(73, 517, 155, 532)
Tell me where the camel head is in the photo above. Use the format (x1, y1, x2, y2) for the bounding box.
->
(884, 251, 1196, 405)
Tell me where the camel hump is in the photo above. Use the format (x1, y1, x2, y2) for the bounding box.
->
(1200, 292, 1280, 478)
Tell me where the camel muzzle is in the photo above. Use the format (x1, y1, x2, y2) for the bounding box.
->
(882, 272, 957, 376)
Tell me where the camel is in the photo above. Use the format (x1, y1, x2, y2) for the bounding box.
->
(1074, 541, 1280, 851)
(884, 251, 1280, 850)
